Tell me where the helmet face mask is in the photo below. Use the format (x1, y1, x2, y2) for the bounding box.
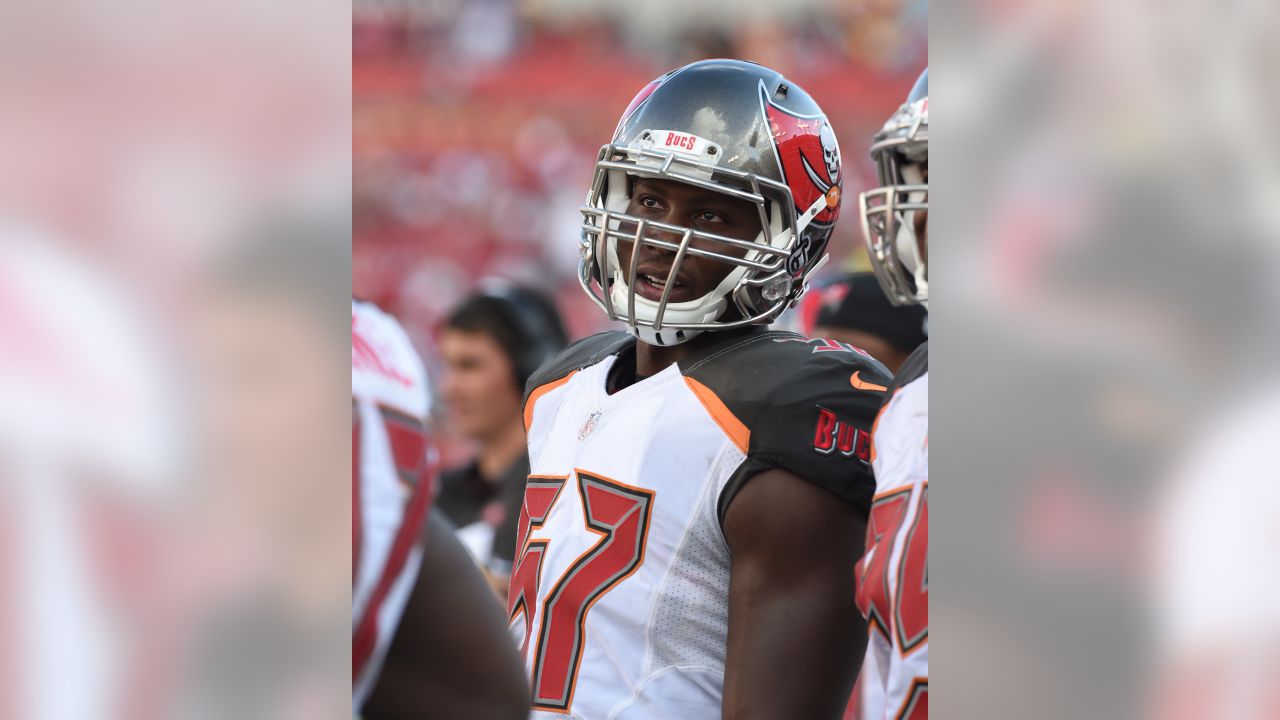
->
(578, 59, 842, 346)
(860, 69, 929, 309)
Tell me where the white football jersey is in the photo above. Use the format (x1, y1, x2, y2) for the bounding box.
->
(351, 300, 433, 711)
(511, 330, 889, 719)
(855, 343, 928, 720)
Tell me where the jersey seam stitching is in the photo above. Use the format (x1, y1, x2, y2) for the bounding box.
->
(680, 331, 802, 375)
(605, 663, 726, 720)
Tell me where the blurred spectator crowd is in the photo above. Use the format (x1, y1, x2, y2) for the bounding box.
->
(353, 0, 927, 355)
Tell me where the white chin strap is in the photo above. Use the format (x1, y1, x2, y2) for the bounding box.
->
(607, 254, 745, 346)
(601, 167, 792, 346)
(897, 164, 928, 309)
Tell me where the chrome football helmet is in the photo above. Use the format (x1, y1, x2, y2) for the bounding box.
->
(579, 59, 843, 346)
(860, 68, 928, 308)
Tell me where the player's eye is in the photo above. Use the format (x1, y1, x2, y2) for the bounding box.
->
(694, 210, 724, 223)
(637, 195, 662, 210)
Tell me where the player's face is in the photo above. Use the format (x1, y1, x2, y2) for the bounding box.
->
(439, 329, 523, 441)
(616, 177, 761, 305)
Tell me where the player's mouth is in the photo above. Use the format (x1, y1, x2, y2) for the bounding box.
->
(633, 267, 696, 303)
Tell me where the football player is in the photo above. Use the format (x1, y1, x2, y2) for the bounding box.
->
(509, 59, 892, 719)
(853, 68, 929, 720)
(353, 299, 529, 719)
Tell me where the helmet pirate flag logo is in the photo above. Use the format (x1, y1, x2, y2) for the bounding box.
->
(763, 85, 842, 227)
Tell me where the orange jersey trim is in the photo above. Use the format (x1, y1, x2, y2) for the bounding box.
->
(683, 376, 750, 454)
(524, 371, 578, 432)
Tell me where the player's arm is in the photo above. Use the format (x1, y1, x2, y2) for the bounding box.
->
(362, 508, 530, 720)
(721, 467, 868, 720)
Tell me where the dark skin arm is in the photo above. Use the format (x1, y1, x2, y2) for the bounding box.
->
(362, 508, 531, 720)
(722, 468, 868, 720)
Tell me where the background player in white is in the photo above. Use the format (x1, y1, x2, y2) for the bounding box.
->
(353, 299, 529, 719)
(854, 68, 929, 720)
(510, 59, 892, 719)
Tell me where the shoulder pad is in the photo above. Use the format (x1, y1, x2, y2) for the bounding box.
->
(682, 332, 892, 517)
(523, 331, 633, 403)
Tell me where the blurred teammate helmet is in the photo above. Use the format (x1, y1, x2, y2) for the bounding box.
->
(860, 68, 928, 308)
(580, 59, 844, 345)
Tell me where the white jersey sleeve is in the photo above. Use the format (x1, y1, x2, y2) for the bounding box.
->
(351, 300, 433, 711)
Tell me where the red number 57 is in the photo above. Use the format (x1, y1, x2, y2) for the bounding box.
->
(507, 470, 655, 713)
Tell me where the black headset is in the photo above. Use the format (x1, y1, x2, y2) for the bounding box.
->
(475, 282, 568, 391)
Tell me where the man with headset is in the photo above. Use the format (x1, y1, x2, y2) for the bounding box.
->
(436, 283, 569, 598)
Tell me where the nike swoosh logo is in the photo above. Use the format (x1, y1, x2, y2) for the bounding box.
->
(850, 371, 888, 392)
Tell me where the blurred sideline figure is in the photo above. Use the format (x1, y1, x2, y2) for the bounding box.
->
(436, 284, 568, 598)
(797, 272, 928, 374)
(353, 299, 529, 719)
(851, 68, 929, 720)
(512, 59, 890, 719)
